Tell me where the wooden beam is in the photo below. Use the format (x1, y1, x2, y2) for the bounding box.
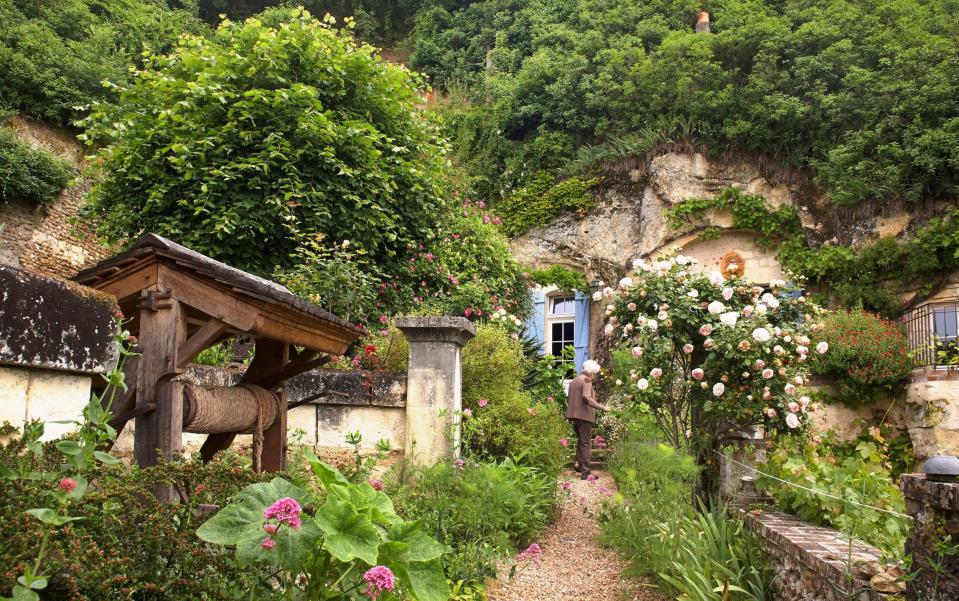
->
(257, 339, 290, 473)
(108, 403, 156, 430)
(134, 288, 187, 503)
(158, 265, 259, 333)
(176, 318, 229, 369)
(251, 350, 331, 390)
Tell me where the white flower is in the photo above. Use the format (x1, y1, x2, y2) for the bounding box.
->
(648, 319, 658, 331)
(796, 345, 809, 355)
(656, 260, 671, 272)
(615, 379, 623, 386)
(650, 368, 663, 378)
(770, 279, 786, 288)
(619, 277, 634, 289)
(773, 345, 786, 356)
(799, 395, 811, 410)
(742, 305, 754, 317)
(604, 324, 615, 336)
(752, 328, 771, 342)
(700, 381, 709, 390)
(637, 378, 650, 390)
(761, 292, 776, 305)
(513, 317, 522, 326)
(755, 303, 768, 314)
(627, 302, 637, 311)
(632, 258, 646, 269)
(688, 289, 699, 298)
(788, 401, 800, 412)
(683, 343, 694, 354)
(816, 341, 829, 354)
(762, 368, 774, 379)
(719, 311, 740, 327)
(784, 383, 796, 394)
(592, 291, 602, 301)
(766, 297, 780, 310)
(722, 287, 734, 301)
(675, 255, 689, 265)
(631, 346, 643, 358)
(624, 323, 634, 332)
(657, 310, 669, 321)
(794, 375, 804, 385)
(708, 301, 726, 315)
(602, 287, 614, 298)
(712, 382, 725, 397)
(709, 271, 725, 286)
(785, 413, 801, 429)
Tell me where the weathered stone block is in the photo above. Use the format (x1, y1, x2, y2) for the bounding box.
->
(901, 474, 959, 601)
(1, 265, 118, 374)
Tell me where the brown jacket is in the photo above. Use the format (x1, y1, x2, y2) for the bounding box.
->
(566, 374, 599, 423)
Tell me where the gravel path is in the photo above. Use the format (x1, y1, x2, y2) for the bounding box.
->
(487, 469, 667, 601)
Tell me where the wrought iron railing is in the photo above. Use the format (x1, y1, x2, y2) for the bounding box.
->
(901, 302, 959, 368)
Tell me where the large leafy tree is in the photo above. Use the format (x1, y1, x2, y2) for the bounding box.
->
(82, 8, 450, 276)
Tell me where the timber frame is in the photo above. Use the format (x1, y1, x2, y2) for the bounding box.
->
(75, 234, 363, 500)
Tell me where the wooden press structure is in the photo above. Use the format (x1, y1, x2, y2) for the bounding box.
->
(75, 234, 362, 499)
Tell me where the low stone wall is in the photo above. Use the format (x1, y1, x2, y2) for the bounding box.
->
(743, 510, 902, 601)
(901, 474, 959, 601)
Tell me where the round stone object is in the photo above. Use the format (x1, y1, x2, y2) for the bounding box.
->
(920, 455, 959, 482)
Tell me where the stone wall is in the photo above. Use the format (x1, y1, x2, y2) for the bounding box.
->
(0, 116, 112, 278)
(901, 474, 959, 601)
(744, 509, 903, 600)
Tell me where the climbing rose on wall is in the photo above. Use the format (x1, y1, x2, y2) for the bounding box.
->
(604, 251, 828, 449)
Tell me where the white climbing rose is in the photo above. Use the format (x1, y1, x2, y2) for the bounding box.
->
(707, 301, 726, 315)
(719, 312, 740, 327)
(752, 328, 771, 343)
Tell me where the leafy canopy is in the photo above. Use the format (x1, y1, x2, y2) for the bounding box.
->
(82, 8, 450, 276)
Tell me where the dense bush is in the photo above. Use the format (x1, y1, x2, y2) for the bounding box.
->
(460, 324, 569, 474)
(411, 0, 959, 208)
(600, 435, 770, 600)
(0, 127, 72, 206)
(810, 309, 915, 402)
(390, 457, 556, 591)
(496, 173, 598, 237)
(759, 431, 908, 559)
(0, 0, 204, 125)
(82, 8, 450, 278)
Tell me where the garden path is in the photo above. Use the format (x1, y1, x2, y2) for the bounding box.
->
(487, 469, 666, 601)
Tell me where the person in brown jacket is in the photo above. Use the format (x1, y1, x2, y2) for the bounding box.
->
(565, 359, 609, 480)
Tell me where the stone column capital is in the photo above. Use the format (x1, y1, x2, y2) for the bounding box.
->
(395, 316, 476, 346)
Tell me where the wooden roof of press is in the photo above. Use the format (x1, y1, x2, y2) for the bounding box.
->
(74, 234, 364, 354)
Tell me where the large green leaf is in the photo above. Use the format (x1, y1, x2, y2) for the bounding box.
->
(398, 560, 449, 601)
(26, 508, 82, 527)
(235, 519, 322, 572)
(196, 477, 314, 546)
(303, 450, 351, 489)
(386, 521, 446, 563)
(313, 497, 381, 565)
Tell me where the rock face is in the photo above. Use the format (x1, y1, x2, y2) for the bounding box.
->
(510, 151, 799, 274)
(0, 116, 112, 278)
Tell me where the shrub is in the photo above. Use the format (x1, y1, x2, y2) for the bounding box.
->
(82, 8, 450, 278)
(496, 173, 598, 237)
(810, 309, 915, 402)
(759, 431, 908, 559)
(390, 457, 556, 588)
(0, 127, 72, 206)
(461, 324, 568, 474)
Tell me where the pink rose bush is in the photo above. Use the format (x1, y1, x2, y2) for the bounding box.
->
(604, 252, 828, 445)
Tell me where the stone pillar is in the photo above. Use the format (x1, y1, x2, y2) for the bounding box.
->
(719, 425, 769, 509)
(396, 317, 476, 466)
(901, 474, 959, 601)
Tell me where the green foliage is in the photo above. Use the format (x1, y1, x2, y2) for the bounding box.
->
(82, 8, 450, 278)
(411, 0, 959, 207)
(527, 265, 588, 293)
(460, 324, 568, 474)
(759, 432, 908, 559)
(390, 457, 555, 589)
(193, 340, 235, 367)
(496, 173, 597, 237)
(780, 211, 959, 317)
(0, 0, 204, 125)
(600, 435, 769, 600)
(666, 188, 803, 248)
(198, 450, 449, 600)
(810, 310, 915, 402)
(0, 127, 72, 206)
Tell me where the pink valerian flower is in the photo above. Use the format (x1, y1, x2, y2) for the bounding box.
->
(464, 307, 473, 318)
(478, 399, 489, 408)
(462, 408, 473, 418)
(483, 214, 491, 224)
(517, 543, 542, 563)
(453, 458, 465, 469)
(560, 438, 569, 447)
(586, 474, 597, 482)
(596, 485, 613, 496)
(492, 216, 502, 225)
(561, 481, 572, 492)
(263, 497, 302, 530)
(363, 566, 396, 600)
(449, 275, 459, 285)
(263, 523, 280, 535)
(593, 435, 606, 447)
(58, 478, 78, 493)
(261, 537, 276, 550)
(477, 201, 487, 210)
(378, 314, 389, 324)
(369, 478, 385, 492)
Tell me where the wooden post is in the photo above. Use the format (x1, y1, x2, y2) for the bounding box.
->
(134, 289, 186, 502)
(256, 339, 289, 472)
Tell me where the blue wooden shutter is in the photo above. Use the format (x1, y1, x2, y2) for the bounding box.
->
(525, 289, 546, 355)
(573, 291, 590, 371)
